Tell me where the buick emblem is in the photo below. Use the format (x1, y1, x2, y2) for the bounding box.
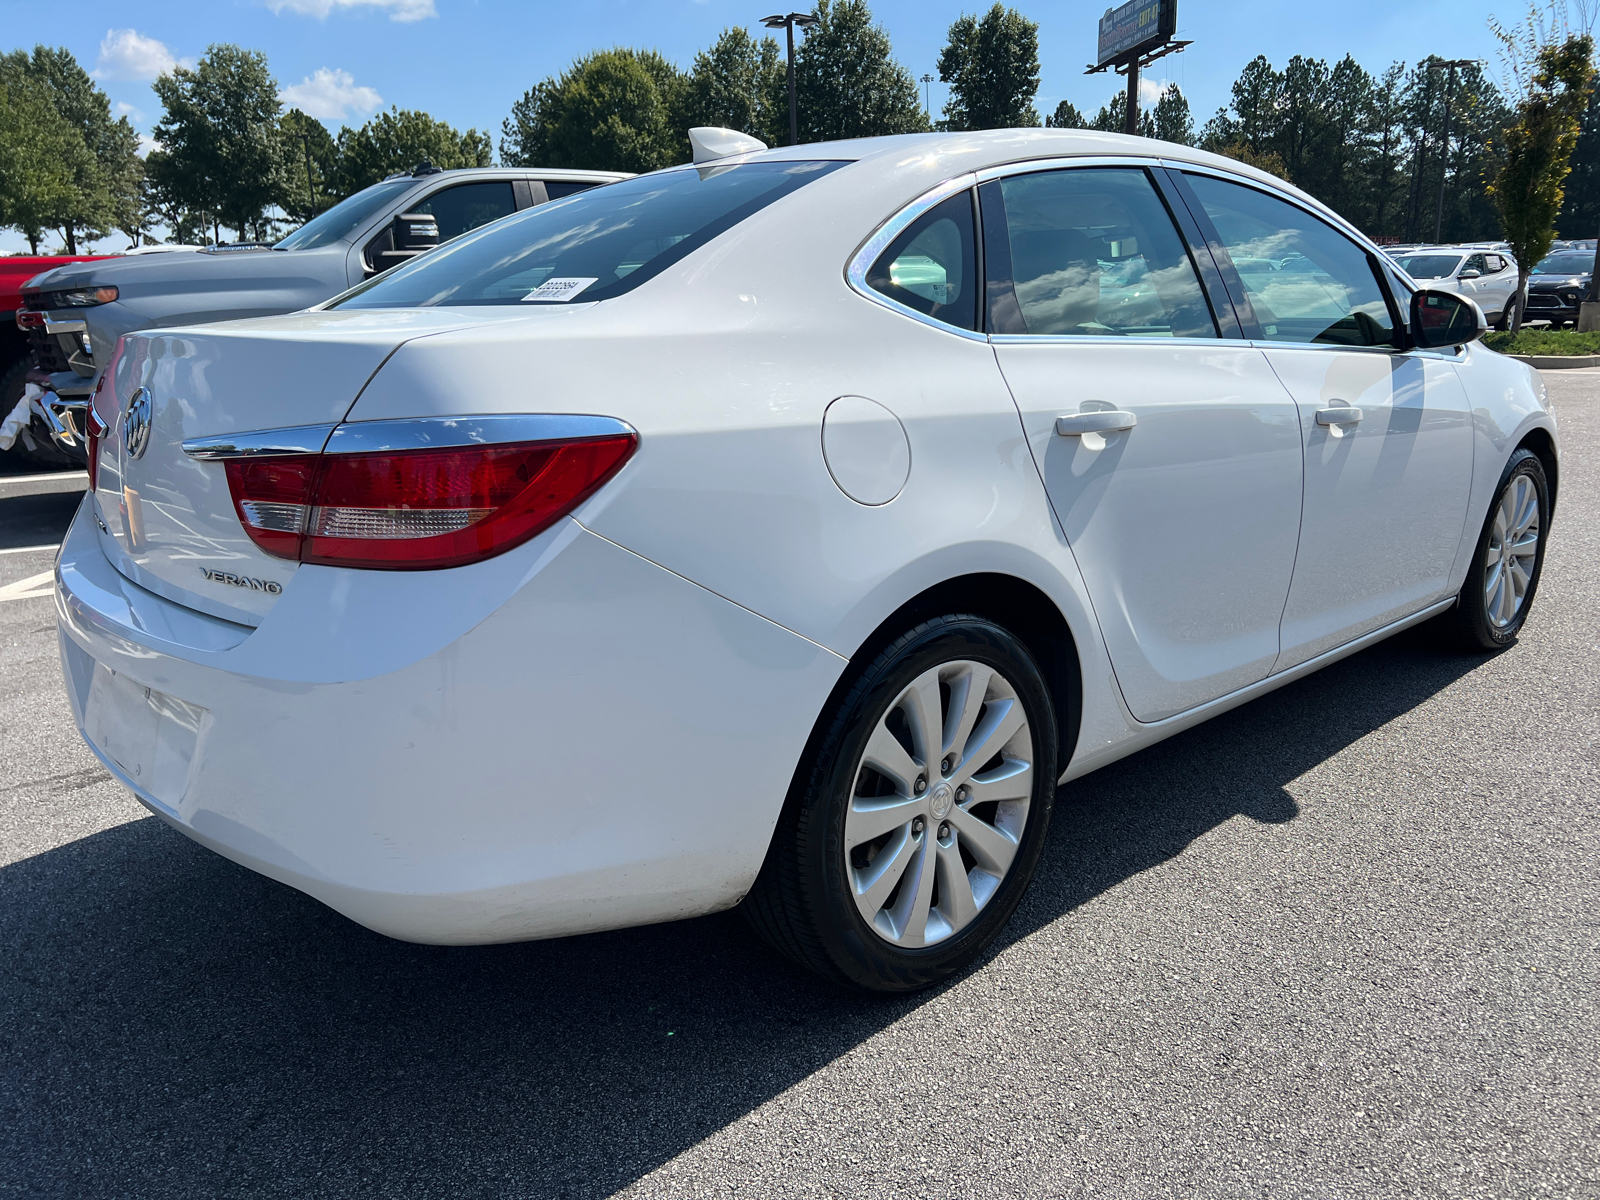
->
(123, 387, 153, 460)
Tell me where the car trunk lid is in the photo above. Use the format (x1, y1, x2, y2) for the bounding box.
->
(94, 309, 502, 625)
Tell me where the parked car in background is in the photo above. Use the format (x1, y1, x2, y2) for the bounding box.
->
(1389, 246, 1520, 328)
(3, 253, 112, 465)
(1523, 249, 1595, 327)
(18, 164, 629, 467)
(59, 129, 1557, 992)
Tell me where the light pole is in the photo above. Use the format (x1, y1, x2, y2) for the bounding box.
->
(1428, 59, 1476, 244)
(921, 72, 933, 121)
(762, 11, 820, 146)
(293, 132, 318, 218)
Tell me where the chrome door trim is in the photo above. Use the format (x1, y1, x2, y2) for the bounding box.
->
(991, 334, 1226, 348)
(182, 423, 338, 460)
(843, 171, 989, 343)
(1157, 158, 1385, 261)
(323, 413, 637, 455)
(973, 154, 1164, 183)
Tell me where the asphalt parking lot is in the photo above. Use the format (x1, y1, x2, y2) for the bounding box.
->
(1, 372, 1596, 1200)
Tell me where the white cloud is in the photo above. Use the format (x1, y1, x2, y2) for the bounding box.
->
(266, 0, 437, 21)
(94, 29, 190, 81)
(117, 100, 144, 121)
(136, 134, 161, 159)
(279, 68, 384, 121)
(1138, 77, 1172, 107)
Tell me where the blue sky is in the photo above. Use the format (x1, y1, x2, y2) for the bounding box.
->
(2, 0, 1530, 252)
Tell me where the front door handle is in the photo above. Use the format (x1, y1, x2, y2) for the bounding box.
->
(1055, 411, 1137, 436)
(1315, 406, 1364, 426)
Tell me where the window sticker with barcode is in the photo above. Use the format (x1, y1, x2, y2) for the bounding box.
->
(523, 277, 599, 302)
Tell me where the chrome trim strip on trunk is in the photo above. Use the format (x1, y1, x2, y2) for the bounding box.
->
(181, 424, 339, 460)
(321, 414, 637, 455)
(182, 414, 638, 461)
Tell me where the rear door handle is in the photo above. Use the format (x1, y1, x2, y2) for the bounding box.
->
(1055, 411, 1137, 436)
(1315, 407, 1363, 426)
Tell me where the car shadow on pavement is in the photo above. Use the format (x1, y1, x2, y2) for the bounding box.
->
(0, 624, 1484, 1199)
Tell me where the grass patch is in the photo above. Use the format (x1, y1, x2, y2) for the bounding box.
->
(1482, 327, 1600, 356)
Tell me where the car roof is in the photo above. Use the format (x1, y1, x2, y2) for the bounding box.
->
(380, 166, 632, 184)
(706, 128, 1375, 243)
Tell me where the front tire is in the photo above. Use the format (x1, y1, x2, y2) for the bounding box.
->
(1442, 448, 1550, 651)
(744, 615, 1058, 992)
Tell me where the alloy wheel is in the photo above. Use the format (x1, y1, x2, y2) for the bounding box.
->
(843, 660, 1033, 948)
(1484, 473, 1540, 629)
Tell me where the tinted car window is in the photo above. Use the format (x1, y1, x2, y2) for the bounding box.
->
(336, 160, 843, 309)
(1393, 254, 1464, 280)
(545, 181, 599, 199)
(412, 182, 517, 241)
(275, 179, 414, 251)
(991, 167, 1216, 338)
(1187, 174, 1395, 346)
(866, 192, 978, 331)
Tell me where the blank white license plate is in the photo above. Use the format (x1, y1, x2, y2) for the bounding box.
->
(83, 662, 207, 809)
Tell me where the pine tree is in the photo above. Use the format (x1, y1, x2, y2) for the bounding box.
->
(1044, 99, 1087, 129)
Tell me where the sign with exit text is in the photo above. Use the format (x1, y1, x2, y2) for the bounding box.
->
(1097, 0, 1177, 67)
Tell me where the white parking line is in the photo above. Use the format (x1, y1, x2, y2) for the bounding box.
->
(0, 570, 53, 602)
(0, 544, 60, 556)
(0, 471, 87, 484)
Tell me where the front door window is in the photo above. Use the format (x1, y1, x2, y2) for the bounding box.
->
(1184, 174, 1396, 347)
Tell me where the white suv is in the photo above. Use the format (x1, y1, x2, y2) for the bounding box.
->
(1389, 246, 1520, 328)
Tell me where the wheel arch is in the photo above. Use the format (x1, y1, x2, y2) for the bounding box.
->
(836, 572, 1083, 771)
(1516, 425, 1559, 516)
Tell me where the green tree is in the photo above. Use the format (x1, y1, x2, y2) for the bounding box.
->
(936, 4, 1041, 130)
(148, 45, 286, 242)
(336, 106, 493, 193)
(787, 0, 929, 142)
(1152, 84, 1193, 144)
(0, 46, 142, 252)
(1044, 99, 1086, 128)
(677, 27, 784, 142)
(0, 78, 87, 253)
(501, 49, 684, 173)
(1487, 28, 1595, 328)
(1090, 91, 1154, 137)
(279, 107, 341, 220)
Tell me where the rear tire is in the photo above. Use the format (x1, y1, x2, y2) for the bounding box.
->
(744, 615, 1058, 992)
(1440, 449, 1549, 651)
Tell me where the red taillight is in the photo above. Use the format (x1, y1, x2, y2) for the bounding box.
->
(223, 435, 637, 570)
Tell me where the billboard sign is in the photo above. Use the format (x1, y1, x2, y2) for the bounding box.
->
(1097, 0, 1176, 68)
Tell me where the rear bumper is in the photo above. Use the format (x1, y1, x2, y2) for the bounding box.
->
(55, 493, 844, 944)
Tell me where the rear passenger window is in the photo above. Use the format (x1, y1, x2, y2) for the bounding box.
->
(413, 181, 517, 242)
(1184, 174, 1396, 347)
(866, 192, 979, 331)
(988, 167, 1217, 338)
(545, 181, 598, 199)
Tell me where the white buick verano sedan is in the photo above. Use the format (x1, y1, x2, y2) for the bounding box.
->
(58, 130, 1557, 991)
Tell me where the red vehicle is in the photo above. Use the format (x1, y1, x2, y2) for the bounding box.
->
(2, 254, 111, 465)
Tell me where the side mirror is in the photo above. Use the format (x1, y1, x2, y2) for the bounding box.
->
(1458, 268, 1482, 280)
(393, 212, 439, 253)
(1411, 288, 1487, 350)
(368, 212, 441, 276)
